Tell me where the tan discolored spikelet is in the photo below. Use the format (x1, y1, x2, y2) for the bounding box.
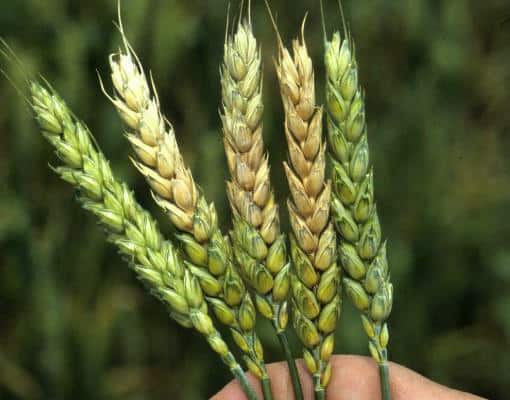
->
(221, 19, 290, 336)
(275, 22, 341, 397)
(102, 19, 269, 385)
(325, 26, 393, 370)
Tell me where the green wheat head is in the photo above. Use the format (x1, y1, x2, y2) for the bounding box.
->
(324, 29, 393, 365)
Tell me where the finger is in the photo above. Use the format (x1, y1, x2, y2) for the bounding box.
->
(327, 356, 484, 400)
(211, 355, 485, 400)
(209, 356, 393, 400)
(210, 370, 262, 400)
(326, 355, 381, 399)
(264, 358, 314, 399)
(210, 359, 313, 400)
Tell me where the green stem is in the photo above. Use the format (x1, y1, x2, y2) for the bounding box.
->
(313, 375, 325, 400)
(314, 390, 326, 400)
(261, 377, 273, 400)
(379, 362, 391, 400)
(275, 329, 304, 400)
(231, 365, 260, 400)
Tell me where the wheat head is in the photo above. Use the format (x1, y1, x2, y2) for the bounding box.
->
(29, 81, 246, 376)
(104, 26, 269, 383)
(275, 25, 340, 397)
(324, 30, 393, 367)
(221, 19, 290, 336)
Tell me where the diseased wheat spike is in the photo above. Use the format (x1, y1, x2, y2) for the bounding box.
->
(325, 30, 393, 373)
(275, 24, 340, 399)
(103, 24, 269, 388)
(29, 82, 261, 398)
(221, 17, 290, 334)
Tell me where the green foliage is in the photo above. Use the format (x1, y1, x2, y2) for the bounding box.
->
(1, 0, 509, 398)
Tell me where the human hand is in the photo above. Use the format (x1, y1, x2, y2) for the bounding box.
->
(211, 355, 485, 400)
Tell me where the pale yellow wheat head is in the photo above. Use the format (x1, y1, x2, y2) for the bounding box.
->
(275, 22, 340, 396)
(103, 20, 270, 383)
(221, 18, 290, 334)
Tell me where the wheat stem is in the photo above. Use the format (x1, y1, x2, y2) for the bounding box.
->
(30, 81, 259, 400)
(231, 365, 260, 400)
(275, 329, 304, 400)
(313, 378, 325, 400)
(261, 378, 273, 400)
(324, 22, 394, 400)
(275, 23, 340, 398)
(103, 19, 270, 387)
(379, 362, 391, 400)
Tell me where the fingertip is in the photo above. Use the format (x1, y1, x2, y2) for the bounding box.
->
(265, 358, 314, 399)
(327, 355, 381, 399)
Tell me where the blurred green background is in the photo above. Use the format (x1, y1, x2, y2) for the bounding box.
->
(1, 0, 509, 398)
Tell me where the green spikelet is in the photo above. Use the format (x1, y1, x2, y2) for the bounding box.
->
(325, 27, 394, 377)
(30, 82, 261, 400)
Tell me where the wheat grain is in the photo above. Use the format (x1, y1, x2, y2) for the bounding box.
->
(29, 81, 261, 400)
(275, 22, 340, 399)
(324, 24, 393, 398)
(102, 20, 270, 388)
